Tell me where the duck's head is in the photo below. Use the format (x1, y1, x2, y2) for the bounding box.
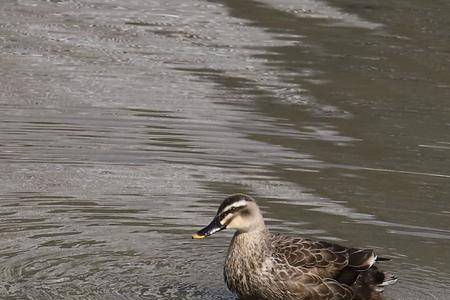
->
(192, 193, 265, 239)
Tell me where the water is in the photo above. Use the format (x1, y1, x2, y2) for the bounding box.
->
(0, 0, 449, 299)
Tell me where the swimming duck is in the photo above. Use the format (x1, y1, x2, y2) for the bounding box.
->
(192, 193, 397, 300)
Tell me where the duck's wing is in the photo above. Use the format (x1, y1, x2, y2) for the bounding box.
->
(275, 271, 353, 300)
(270, 234, 377, 280)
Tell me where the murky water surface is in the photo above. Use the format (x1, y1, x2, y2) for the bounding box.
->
(1, 0, 449, 299)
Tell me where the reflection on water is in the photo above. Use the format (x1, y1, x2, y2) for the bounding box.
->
(0, 0, 449, 299)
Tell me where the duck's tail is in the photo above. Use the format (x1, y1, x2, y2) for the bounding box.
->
(374, 270, 398, 291)
(353, 266, 398, 300)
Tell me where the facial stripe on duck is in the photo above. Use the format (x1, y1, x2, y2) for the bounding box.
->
(217, 193, 253, 214)
(219, 205, 249, 225)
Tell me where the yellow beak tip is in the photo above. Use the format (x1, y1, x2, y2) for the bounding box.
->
(192, 233, 206, 239)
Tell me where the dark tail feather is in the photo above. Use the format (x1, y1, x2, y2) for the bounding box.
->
(336, 252, 390, 286)
(352, 266, 398, 300)
(336, 267, 360, 286)
(376, 257, 391, 262)
(378, 271, 398, 289)
(347, 249, 377, 271)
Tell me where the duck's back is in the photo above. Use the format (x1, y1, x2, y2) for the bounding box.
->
(269, 233, 395, 300)
(225, 230, 395, 300)
(225, 231, 355, 300)
(269, 234, 356, 299)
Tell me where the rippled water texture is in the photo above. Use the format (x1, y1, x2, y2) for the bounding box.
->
(1, 0, 449, 299)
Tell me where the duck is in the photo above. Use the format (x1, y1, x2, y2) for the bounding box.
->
(192, 193, 397, 300)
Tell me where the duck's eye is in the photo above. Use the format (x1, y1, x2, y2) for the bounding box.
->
(240, 208, 250, 216)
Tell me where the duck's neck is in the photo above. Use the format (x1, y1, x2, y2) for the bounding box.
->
(225, 227, 271, 297)
(229, 227, 270, 258)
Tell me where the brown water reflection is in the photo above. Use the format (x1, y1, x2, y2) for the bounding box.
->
(0, 0, 449, 299)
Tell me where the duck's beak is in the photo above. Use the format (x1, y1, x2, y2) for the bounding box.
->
(192, 216, 226, 239)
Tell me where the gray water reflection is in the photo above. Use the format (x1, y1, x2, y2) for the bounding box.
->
(1, 0, 449, 299)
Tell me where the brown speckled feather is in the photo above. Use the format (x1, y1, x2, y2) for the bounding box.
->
(270, 233, 369, 299)
(271, 234, 376, 278)
(225, 230, 387, 300)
